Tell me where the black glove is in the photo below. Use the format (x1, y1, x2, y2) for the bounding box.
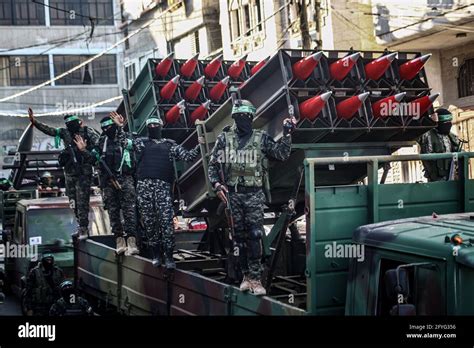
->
(283, 118, 296, 135)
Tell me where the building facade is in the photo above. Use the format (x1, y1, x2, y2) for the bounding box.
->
(0, 0, 124, 177)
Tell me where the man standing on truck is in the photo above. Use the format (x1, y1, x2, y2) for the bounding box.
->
(28, 108, 100, 240)
(75, 114, 139, 256)
(24, 254, 64, 316)
(207, 99, 296, 296)
(418, 107, 461, 182)
(109, 112, 202, 270)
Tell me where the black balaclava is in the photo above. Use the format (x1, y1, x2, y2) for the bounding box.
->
(437, 121, 452, 135)
(41, 255, 54, 272)
(148, 126, 162, 140)
(64, 115, 81, 134)
(104, 124, 118, 139)
(234, 113, 253, 149)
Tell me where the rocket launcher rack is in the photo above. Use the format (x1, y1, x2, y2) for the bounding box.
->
(120, 48, 438, 215)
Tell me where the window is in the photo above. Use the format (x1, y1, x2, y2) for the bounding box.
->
(228, 0, 264, 41)
(53, 54, 117, 85)
(0, 0, 45, 25)
(8, 56, 50, 86)
(192, 30, 200, 55)
(125, 62, 136, 89)
(50, 0, 113, 26)
(458, 58, 474, 98)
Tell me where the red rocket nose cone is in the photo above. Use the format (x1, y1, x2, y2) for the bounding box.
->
(251, 57, 269, 76)
(190, 100, 211, 123)
(299, 91, 332, 121)
(371, 92, 406, 118)
(228, 55, 247, 79)
(204, 54, 223, 79)
(398, 54, 431, 80)
(160, 75, 180, 100)
(155, 53, 174, 78)
(292, 51, 323, 80)
(209, 77, 229, 101)
(410, 93, 439, 116)
(364, 52, 397, 80)
(336, 93, 366, 119)
(165, 100, 186, 124)
(330, 52, 360, 81)
(184, 78, 204, 102)
(180, 54, 199, 78)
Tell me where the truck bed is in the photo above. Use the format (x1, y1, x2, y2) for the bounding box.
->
(75, 235, 306, 316)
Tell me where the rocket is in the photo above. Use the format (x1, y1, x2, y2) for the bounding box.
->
(364, 52, 397, 80)
(165, 100, 186, 124)
(184, 76, 205, 102)
(336, 92, 369, 119)
(180, 53, 200, 78)
(398, 54, 431, 80)
(155, 52, 174, 78)
(209, 76, 230, 102)
(190, 100, 211, 124)
(204, 54, 223, 79)
(371, 92, 406, 118)
(410, 93, 439, 117)
(250, 57, 269, 76)
(159, 75, 180, 100)
(299, 91, 332, 121)
(329, 52, 360, 81)
(292, 52, 323, 81)
(227, 54, 247, 79)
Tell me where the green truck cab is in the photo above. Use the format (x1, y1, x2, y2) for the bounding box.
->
(346, 213, 474, 316)
(1, 195, 110, 311)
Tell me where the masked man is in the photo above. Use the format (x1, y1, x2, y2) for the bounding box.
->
(110, 113, 201, 270)
(76, 113, 138, 255)
(28, 109, 100, 239)
(207, 99, 295, 295)
(419, 107, 461, 181)
(49, 280, 93, 316)
(24, 254, 64, 316)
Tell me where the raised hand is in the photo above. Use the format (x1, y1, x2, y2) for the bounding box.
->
(109, 111, 125, 127)
(74, 134, 87, 152)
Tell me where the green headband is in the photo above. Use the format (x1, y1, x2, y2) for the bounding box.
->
(146, 117, 163, 126)
(232, 104, 256, 115)
(438, 113, 453, 122)
(65, 115, 80, 123)
(101, 119, 114, 128)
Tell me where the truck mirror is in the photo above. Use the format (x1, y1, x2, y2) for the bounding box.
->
(389, 304, 416, 316)
(384, 268, 409, 299)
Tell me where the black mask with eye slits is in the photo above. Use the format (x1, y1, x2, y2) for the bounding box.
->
(66, 120, 81, 134)
(437, 121, 452, 135)
(148, 126, 162, 140)
(103, 124, 118, 139)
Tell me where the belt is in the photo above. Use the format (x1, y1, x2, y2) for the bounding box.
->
(227, 185, 261, 193)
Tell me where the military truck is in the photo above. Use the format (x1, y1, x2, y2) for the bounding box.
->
(1, 196, 110, 314)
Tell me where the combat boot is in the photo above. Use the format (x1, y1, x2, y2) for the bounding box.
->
(152, 244, 162, 268)
(250, 280, 266, 296)
(116, 237, 127, 255)
(164, 249, 176, 270)
(125, 237, 139, 256)
(239, 276, 251, 292)
(77, 227, 88, 241)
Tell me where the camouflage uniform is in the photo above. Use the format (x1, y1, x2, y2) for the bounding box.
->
(118, 126, 200, 266)
(208, 125, 292, 281)
(419, 129, 460, 181)
(87, 133, 137, 238)
(33, 120, 99, 233)
(49, 297, 93, 316)
(24, 263, 64, 316)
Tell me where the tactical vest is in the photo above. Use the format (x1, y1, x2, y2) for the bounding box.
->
(31, 266, 62, 306)
(136, 139, 175, 183)
(428, 130, 460, 177)
(100, 136, 135, 175)
(53, 297, 91, 316)
(224, 129, 265, 188)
